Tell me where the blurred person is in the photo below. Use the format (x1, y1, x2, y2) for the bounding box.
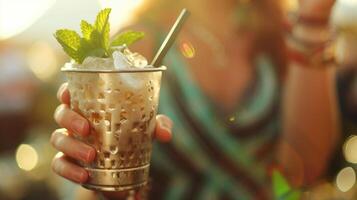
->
(50, 0, 340, 199)
(0, 42, 37, 152)
(0, 43, 60, 200)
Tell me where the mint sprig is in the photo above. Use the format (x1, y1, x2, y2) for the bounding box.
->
(272, 170, 301, 200)
(55, 29, 84, 62)
(111, 30, 145, 47)
(80, 20, 94, 40)
(94, 8, 111, 54)
(54, 8, 145, 64)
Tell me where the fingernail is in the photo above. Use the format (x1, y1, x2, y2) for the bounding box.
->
(71, 119, 86, 134)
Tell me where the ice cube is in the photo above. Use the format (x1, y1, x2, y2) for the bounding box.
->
(122, 48, 148, 68)
(82, 56, 113, 70)
(113, 51, 145, 89)
(82, 57, 97, 67)
(113, 51, 131, 70)
(131, 53, 148, 68)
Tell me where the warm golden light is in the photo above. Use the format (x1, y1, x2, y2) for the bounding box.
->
(26, 41, 58, 82)
(0, 0, 55, 40)
(283, 0, 299, 13)
(343, 135, 357, 163)
(338, 0, 357, 5)
(336, 167, 356, 192)
(98, 0, 145, 33)
(180, 41, 196, 59)
(16, 144, 39, 171)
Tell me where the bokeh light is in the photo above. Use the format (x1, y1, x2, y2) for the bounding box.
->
(0, 0, 55, 40)
(343, 135, 357, 163)
(26, 41, 58, 82)
(180, 41, 196, 59)
(283, 0, 298, 13)
(336, 167, 356, 192)
(16, 144, 39, 171)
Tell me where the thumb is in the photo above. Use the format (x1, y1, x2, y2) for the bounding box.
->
(155, 115, 173, 143)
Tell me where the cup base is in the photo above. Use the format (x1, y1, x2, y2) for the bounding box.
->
(82, 181, 147, 192)
(83, 165, 150, 191)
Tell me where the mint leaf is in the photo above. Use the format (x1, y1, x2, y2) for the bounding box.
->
(87, 48, 106, 57)
(54, 8, 145, 64)
(89, 30, 103, 50)
(94, 8, 111, 54)
(80, 38, 105, 57)
(272, 170, 301, 200)
(272, 170, 291, 198)
(54, 29, 83, 63)
(80, 20, 94, 40)
(278, 190, 301, 200)
(111, 30, 145, 47)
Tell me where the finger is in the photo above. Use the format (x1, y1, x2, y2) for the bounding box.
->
(57, 83, 70, 105)
(52, 152, 88, 183)
(50, 129, 96, 164)
(54, 104, 90, 136)
(155, 115, 173, 143)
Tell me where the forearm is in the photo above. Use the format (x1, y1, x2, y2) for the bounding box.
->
(276, 0, 341, 186)
(278, 62, 340, 186)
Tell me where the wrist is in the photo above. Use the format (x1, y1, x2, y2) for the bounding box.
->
(287, 41, 335, 68)
(293, 24, 331, 45)
(297, 0, 335, 23)
(287, 12, 335, 68)
(289, 11, 331, 30)
(297, 14, 330, 27)
(287, 46, 335, 68)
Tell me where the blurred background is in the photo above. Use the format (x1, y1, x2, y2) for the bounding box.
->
(0, 1, 147, 199)
(0, 0, 356, 199)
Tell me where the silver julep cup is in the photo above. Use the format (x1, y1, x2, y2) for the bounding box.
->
(61, 66, 166, 191)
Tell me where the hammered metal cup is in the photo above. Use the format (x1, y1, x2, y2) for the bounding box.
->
(61, 66, 166, 191)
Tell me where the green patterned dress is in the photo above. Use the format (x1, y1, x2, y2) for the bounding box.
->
(148, 33, 281, 200)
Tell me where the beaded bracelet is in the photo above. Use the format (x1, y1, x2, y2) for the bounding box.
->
(286, 14, 336, 67)
(296, 14, 330, 27)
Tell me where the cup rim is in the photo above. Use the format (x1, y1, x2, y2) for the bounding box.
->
(61, 65, 167, 73)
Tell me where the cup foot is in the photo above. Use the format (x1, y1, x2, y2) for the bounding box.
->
(82, 181, 147, 192)
(83, 165, 150, 191)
